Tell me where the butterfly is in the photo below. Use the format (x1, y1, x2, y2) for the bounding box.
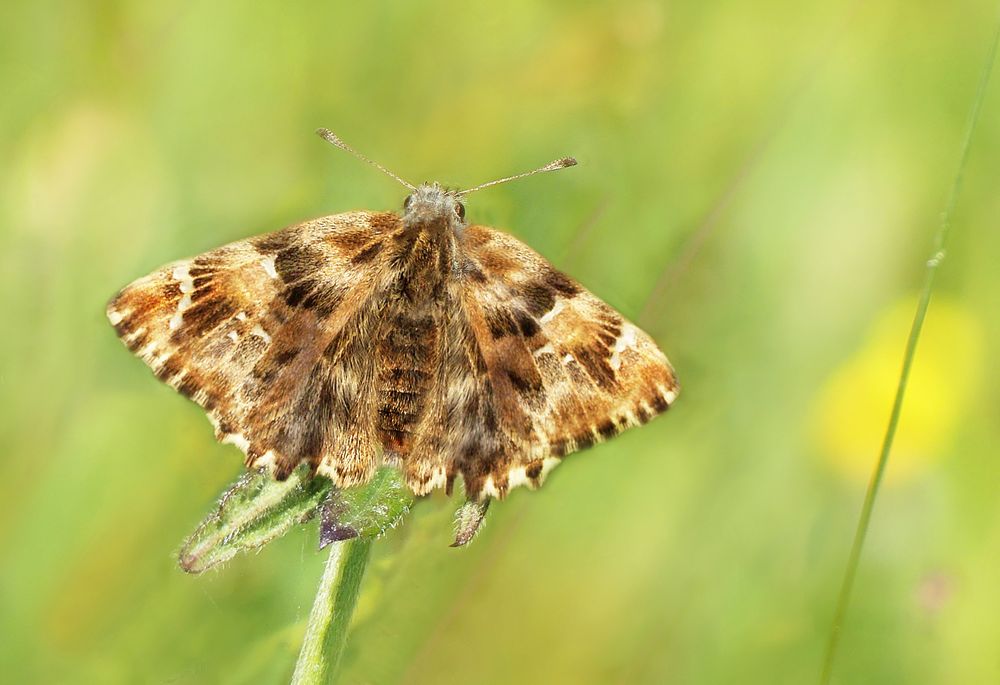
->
(107, 129, 679, 503)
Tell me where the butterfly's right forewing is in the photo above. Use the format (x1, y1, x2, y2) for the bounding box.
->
(445, 225, 679, 499)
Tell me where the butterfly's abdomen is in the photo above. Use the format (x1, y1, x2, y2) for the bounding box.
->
(375, 311, 439, 452)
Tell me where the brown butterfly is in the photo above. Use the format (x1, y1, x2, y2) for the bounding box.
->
(107, 129, 679, 503)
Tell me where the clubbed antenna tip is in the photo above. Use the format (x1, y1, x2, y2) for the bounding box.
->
(459, 155, 579, 196)
(316, 127, 415, 191)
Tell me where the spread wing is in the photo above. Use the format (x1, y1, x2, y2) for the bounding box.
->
(443, 225, 679, 499)
(107, 211, 404, 483)
(108, 213, 679, 501)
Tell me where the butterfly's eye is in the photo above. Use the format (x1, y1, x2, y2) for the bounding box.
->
(403, 195, 413, 210)
(454, 202, 466, 220)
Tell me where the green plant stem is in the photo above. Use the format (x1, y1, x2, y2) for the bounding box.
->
(819, 14, 1000, 684)
(291, 538, 374, 685)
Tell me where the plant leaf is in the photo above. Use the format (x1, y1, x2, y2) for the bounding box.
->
(318, 467, 414, 548)
(178, 465, 416, 573)
(179, 465, 330, 574)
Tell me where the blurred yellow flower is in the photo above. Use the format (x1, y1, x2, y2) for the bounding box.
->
(813, 296, 984, 484)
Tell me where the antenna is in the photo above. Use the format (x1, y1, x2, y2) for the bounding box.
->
(458, 157, 577, 196)
(316, 128, 416, 191)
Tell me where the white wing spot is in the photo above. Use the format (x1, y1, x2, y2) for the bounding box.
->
(222, 433, 251, 451)
(169, 262, 195, 330)
(172, 263, 194, 292)
(540, 300, 564, 324)
(658, 385, 678, 405)
(540, 457, 561, 480)
(227, 330, 239, 343)
(252, 450, 277, 470)
(261, 256, 278, 279)
(124, 326, 146, 346)
(533, 343, 555, 357)
(480, 475, 501, 499)
(251, 324, 272, 344)
(609, 324, 638, 371)
(506, 466, 530, 490)
(108, 309, 124, 325)
(137, 339, 159, 361)
(169, 293, 193, 331)
(425, 468, 447, 492)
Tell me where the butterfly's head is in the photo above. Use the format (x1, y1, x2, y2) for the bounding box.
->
(402, 183, 466, 232)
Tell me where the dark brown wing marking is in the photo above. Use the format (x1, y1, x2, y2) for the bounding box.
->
(449, 225, 679, 499)
(107, 211, 403, 485)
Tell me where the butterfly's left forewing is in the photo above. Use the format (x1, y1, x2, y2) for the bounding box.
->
(107, 211, 403, 482)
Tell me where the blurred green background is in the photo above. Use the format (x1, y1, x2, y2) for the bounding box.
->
(2, 1, 998, 683)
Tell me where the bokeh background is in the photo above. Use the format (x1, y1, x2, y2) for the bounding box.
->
(2, 1, 998, 683)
